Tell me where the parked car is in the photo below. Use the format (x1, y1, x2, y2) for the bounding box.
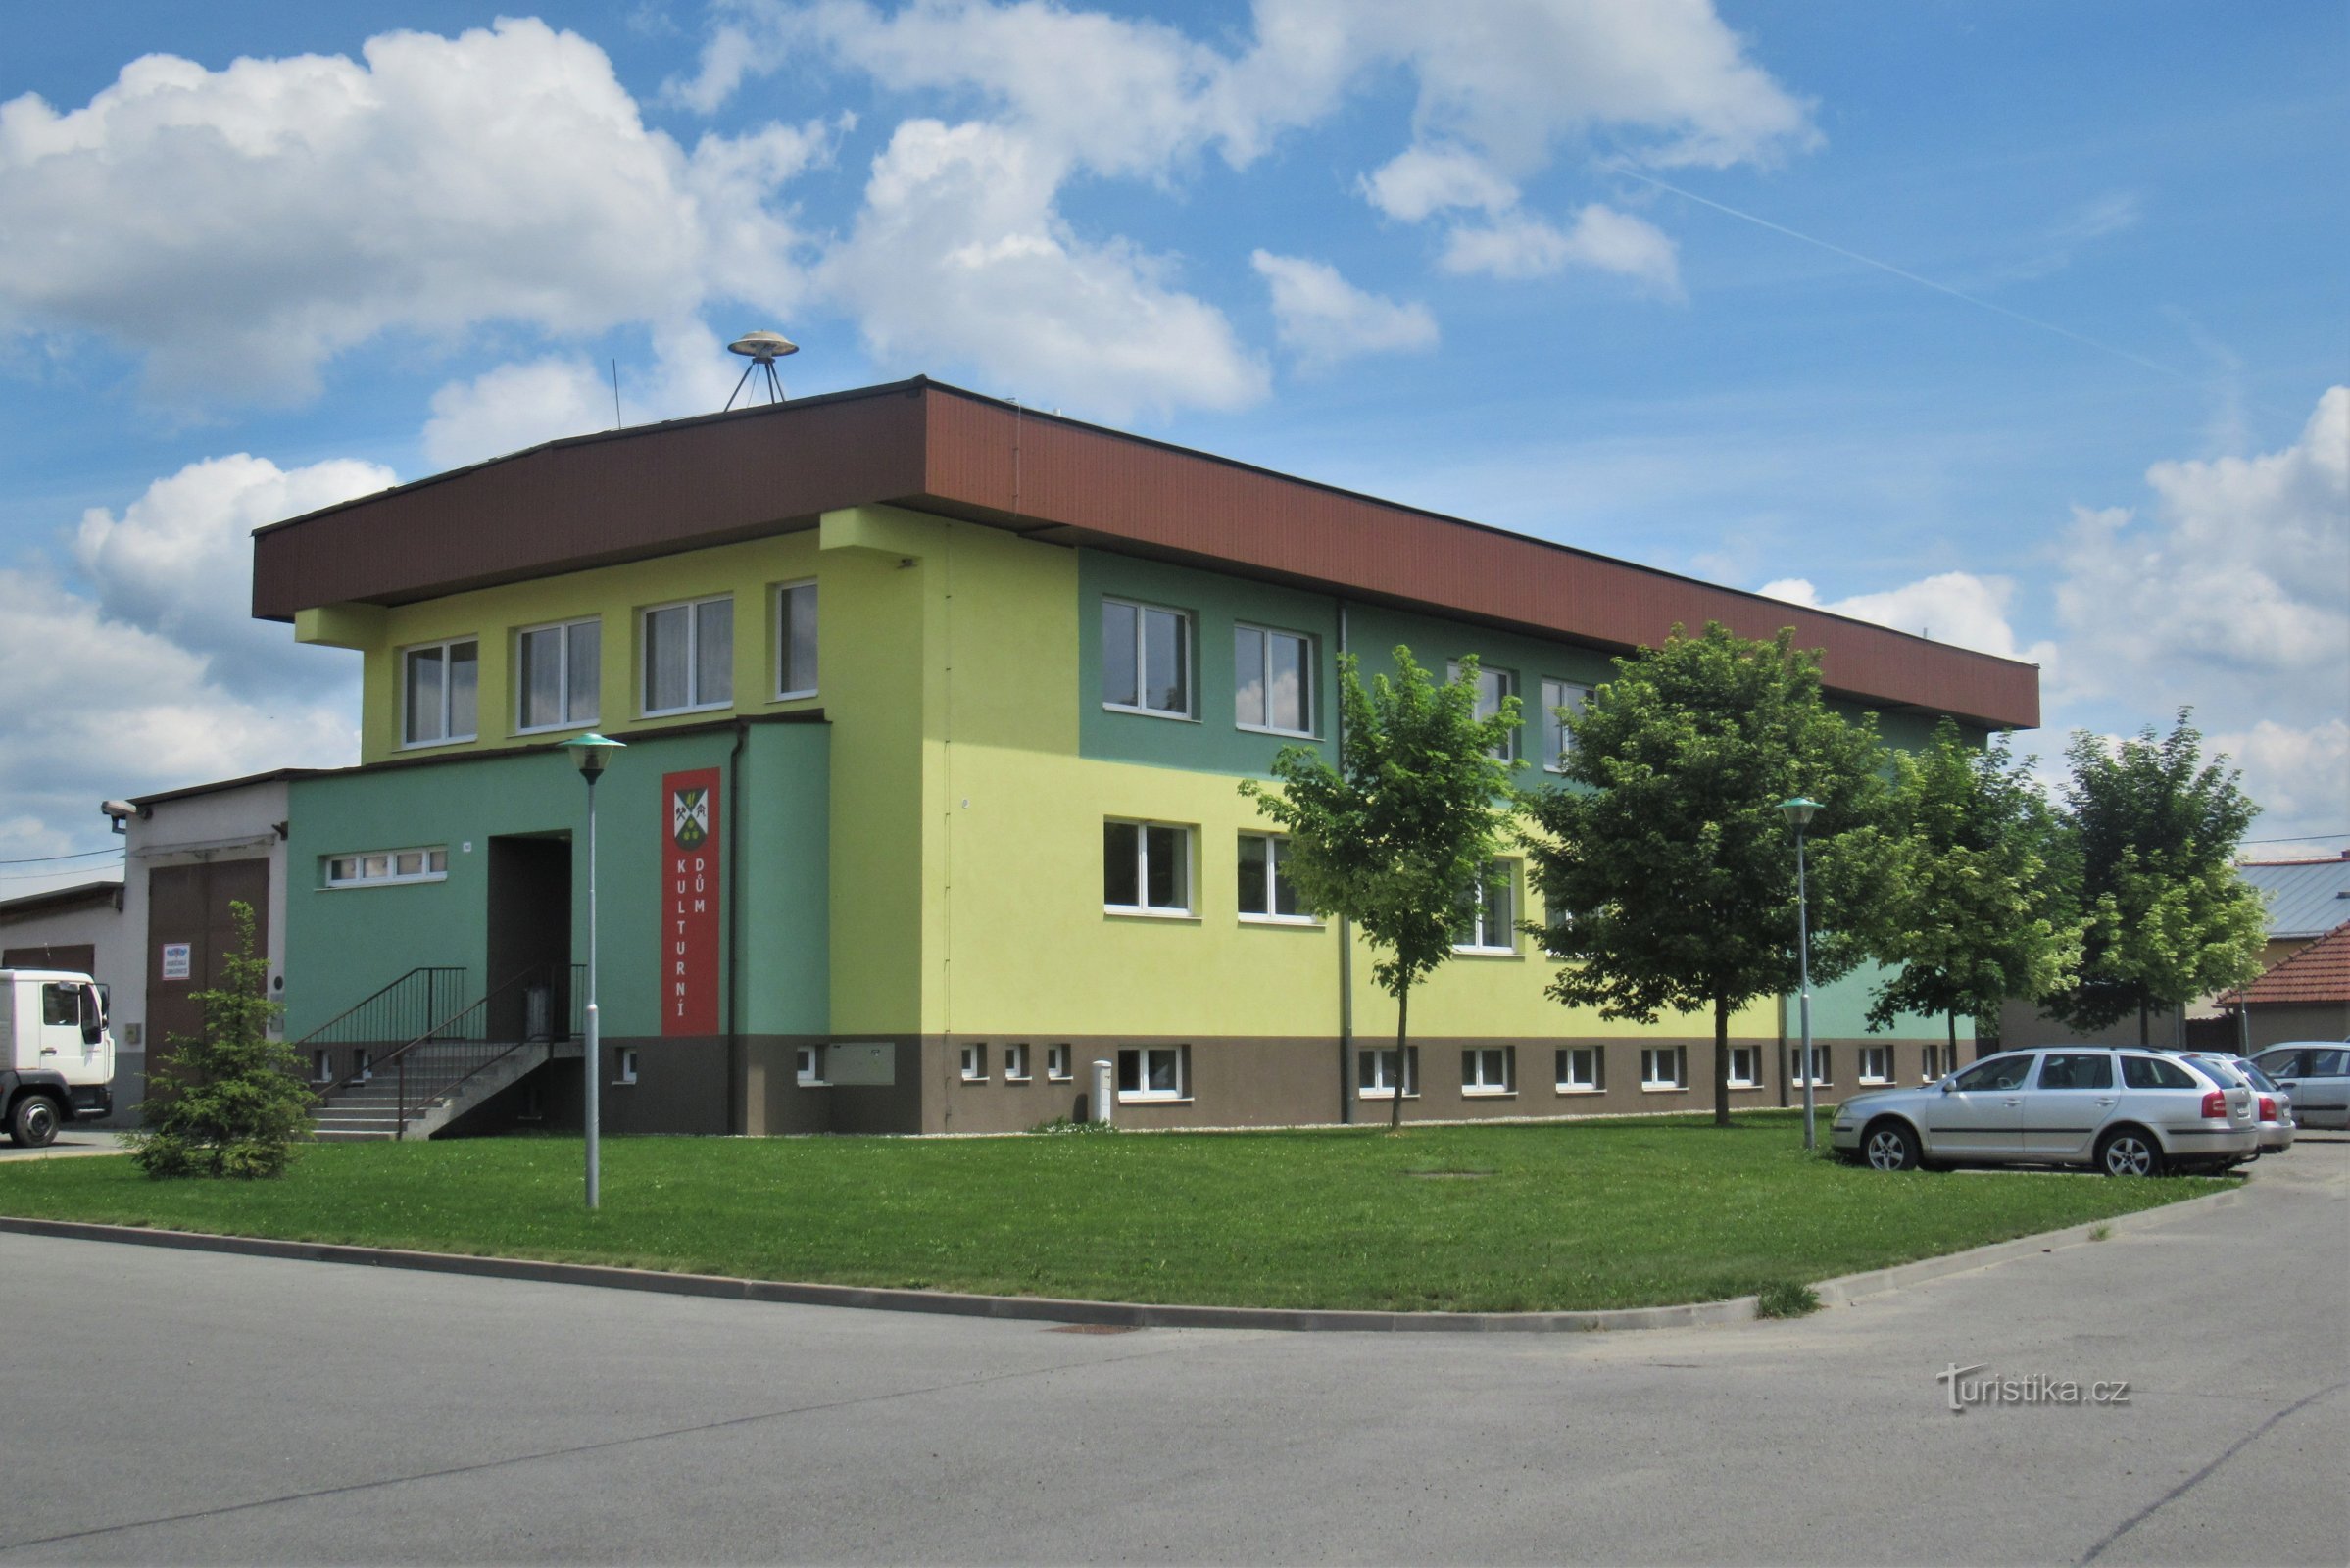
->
(2169, 1052, 2294, 1155)
(1831, 1048, 2258, 1176)
(2249, 1045, 2349, 1130)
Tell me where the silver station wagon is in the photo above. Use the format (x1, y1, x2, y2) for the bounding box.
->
(1832, 1048, 2259, 1176)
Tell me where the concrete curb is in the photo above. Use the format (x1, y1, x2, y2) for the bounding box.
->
(0, 1182, 2240, 1335)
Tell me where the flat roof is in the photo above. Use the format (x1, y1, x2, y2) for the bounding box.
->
(252, 376, 2039, 729)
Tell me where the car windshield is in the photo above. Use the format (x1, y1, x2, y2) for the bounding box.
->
(2231, 1062, 2278, 1093)
(1953, 1055, 2033, 1092)
(2184, 1055, 2246, 1086)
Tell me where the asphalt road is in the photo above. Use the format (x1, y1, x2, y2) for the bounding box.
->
(1, 1140, 2342, 1565)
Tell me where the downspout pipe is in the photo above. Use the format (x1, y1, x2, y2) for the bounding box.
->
(1336, 599, 1353, 1125)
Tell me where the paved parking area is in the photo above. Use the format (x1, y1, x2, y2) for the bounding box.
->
(0, 1140, 2341, 1564)
(0, 1129, 127, 1160)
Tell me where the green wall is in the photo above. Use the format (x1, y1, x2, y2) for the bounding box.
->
(284, 722, 828, 1043)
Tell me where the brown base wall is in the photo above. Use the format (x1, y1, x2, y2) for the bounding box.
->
(445, 1032, 1972, 1138)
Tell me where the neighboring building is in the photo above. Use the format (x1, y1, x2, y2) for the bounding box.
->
(0, 877, 127, 989)
(249, 375, 2039, 1136)
(2221, 920, 2350, 1050)
(2236, 851, 2350, 969)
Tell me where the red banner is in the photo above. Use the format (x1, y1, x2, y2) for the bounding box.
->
(661, 768, 720, 1036)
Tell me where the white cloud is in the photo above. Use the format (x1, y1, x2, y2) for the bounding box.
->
(818, 119, 1267, 420)
(0, 564, 358, 881)
(421, 319, 754, 469)
(1441, 204, 1684, 294)
(73, 455, 397, 692)
(1759, 571, 2059, 667)
(1359, 144, 1518, 222)
(2207, 718, 2350, 850)
(1251, 251, 1436, 368)
(2053, 386, 2349, 711)
(0, 19, 832, 403)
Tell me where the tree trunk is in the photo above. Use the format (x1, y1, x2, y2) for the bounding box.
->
(1946, 1008, 1958, 1074)
(2137, 1000, 2150, 1047)
(1714, 993, 1732, 1128)
(1391, 984, 1409, 1131)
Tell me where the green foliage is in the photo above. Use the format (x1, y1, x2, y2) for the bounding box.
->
(1523, 623, 1896, 1124)
(125, 902, 313, 1179)
(2040, 711, 2266, 1037)
(1754, 1280, 1821, 1318)
(1868, 720, 2083, 1035)
(1241, 648, 1520, 1126)
(1027, 1115, 1116, 1136)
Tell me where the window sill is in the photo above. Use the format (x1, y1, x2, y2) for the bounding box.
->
(1102, 703, 1199, 723)
(1449, 947, 1521, 958)
(1640, 1085, 1690, 1094)
(1005, 1075, 1033, 1085)
(797, 1078, 829, 1089)
(1463, 1089, 1517, 1099)
(1356, 1092, 1422, 1101)
(641, 703, 734, 720)
(1104, 906, 1199, 922)
(398, 736, 477, 753)
(514, 720, 597, 739)
(1236, 723, 1322, 742)
(1555, 1085, 1603, 1095)
(322, 875, 448, 891)
(1047, 1073, 1074, 1084)
(1115, 1094, 1192, 1104)
(1239, 914, 1323, 929)
(1727, 1083, 1762, 1092)
(959, 1076, 987, 1085)
(1858, 1078, 1891, 1087)
(772, 687, 818, 703)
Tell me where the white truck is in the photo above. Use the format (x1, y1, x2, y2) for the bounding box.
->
(0, 969, 115, 1146)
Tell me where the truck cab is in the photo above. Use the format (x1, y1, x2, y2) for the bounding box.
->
(0, 968, 115, 1147)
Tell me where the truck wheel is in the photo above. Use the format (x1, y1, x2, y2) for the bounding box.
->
(10, 1096, 61, 1149)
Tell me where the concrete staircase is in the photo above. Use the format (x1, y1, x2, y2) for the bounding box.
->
(311, 1042, 560, 1142)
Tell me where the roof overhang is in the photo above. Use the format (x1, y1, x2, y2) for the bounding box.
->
(252, 376, 2040, 729)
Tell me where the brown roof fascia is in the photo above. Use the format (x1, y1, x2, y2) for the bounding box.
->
(251, 376, 2038, 728)
(0, 879, 124, 922)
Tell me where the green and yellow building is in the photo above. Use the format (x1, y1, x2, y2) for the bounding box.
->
(256, 377, 2041, 1135)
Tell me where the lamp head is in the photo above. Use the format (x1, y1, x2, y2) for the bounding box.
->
(563, 732, 625, 782)
(1778, 796, 1822, 829)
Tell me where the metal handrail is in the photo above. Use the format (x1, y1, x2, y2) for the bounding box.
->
(292, 967, 467, 1094)
(380, 961, 585, 1140)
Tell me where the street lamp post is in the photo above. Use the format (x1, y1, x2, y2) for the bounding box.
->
(1779, 797, 1823, 1151)
(563, 733, 625, 1209)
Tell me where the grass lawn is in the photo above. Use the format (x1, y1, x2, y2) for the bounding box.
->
(0, 1112, 2225, 1312)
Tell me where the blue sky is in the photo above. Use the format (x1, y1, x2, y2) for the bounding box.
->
(3, 0, 2344, 896)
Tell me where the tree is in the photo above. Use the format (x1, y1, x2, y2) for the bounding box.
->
(2040, 711, 2266, 1043)
(1241, 649, 1520, 1129)
(1523, 623, 1894, 1127)
(1868, 719, 2083, 1064)
(127, 901, 314, 1178)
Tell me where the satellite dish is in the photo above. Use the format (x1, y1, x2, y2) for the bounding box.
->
(724, 331, 799, 409)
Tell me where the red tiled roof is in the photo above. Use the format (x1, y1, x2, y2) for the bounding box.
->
(2237, 921, 2350, 1004)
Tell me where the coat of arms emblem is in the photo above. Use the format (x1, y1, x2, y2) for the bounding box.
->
(671, 787, 710, 850)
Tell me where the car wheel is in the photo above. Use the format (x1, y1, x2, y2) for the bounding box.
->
(2095, 1127, 2163, 1177)
(1863, 1120, 1920, 1171)
(9, 1095, 61, 1149)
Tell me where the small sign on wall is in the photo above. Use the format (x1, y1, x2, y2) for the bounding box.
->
(160, 942, 192, 981)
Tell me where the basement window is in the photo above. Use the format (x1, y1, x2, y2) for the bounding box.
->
(1555, 1047, 1603, 1094)
(1046, 1045, 1072, 1082)
(614, 1048, 638, 1086)
(1640, 1047, 1688, 1092)
(796, 1044, 827, 1086)
(324, 847, 448, 888)
(1729, 1046, 1762, 1089)
(1116, 1045, 1189, 1102)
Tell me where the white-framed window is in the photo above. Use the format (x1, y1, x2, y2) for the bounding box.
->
(1555, 1046, 1604, 1093)
(1116, 1045, 1188, 1102)
(1238, 833, 1309, 922)
(1640, 1047, 1688, 1091)
(1102, 598, 1192, 717)
(1452, 861, 1514, 954)
(774, 579, 818, 699)
(796, 1044, 827, 1086)
(1791, 1045, 1833, 1088)
(325, 847, 449, 888)
(1462, 1047, 1515, 1096)
(614, 1048, 638, 1085)
(1539, 678, 1592, 772)
(1922, 1043, 1949, 1081)
(514, 617, 600, 733)
(960, 1043, 988, 1082)
(402, 637, 478, 747)
(642, 594, 733, 715)
(1104, 820, 1193, 915)
(1046, 1044, 1072, 1081)
(1234, 623, 1313, 736)
(1357, 1046, 1419, 1099)
(312, 1050, 333, 1084)
(1858, 1045, 1892, 1084)
(1729, 1045, 1762, 1089)
(1005, 1042, 1032, 1081)
(354, 1049, 373, 1083)
(1448, 660, 1518, 760)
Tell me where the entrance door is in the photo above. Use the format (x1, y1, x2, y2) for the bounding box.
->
(485, 835, 572, 1041)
